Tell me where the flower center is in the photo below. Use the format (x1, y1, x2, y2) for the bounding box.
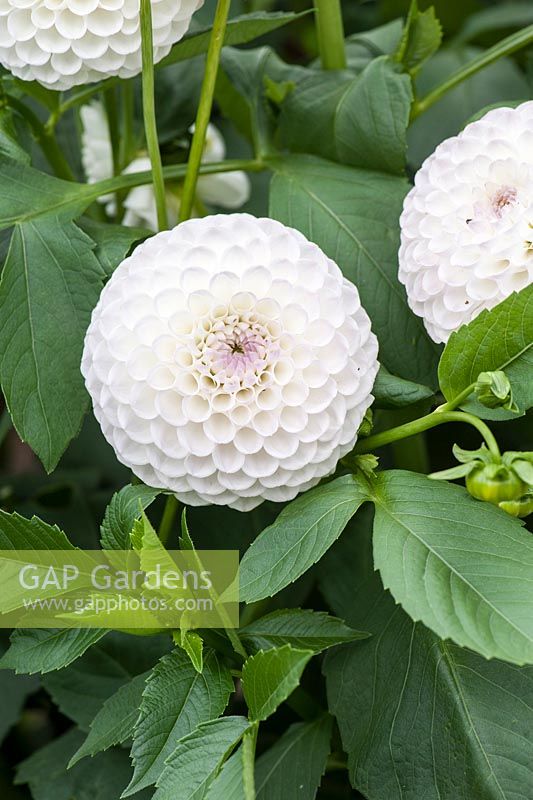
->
(491, 185, 518, 217)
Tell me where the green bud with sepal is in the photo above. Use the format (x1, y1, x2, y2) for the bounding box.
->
(474, 370, 518, 412)
(430, 445, 533, 518)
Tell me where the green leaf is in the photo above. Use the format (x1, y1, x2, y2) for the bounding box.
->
(321, 517, 533, 800)
(70, 671, 149, 765)
(0, 508, 74, 550)
(371, 470, 533, 665)
(269, 154, 440, 385)
(279, 57, 412, 175)
(42, 633, 170, 731)
(159, 11, 310, 70)
(372, 366, 434, 409)
(456, 2, 533, 44)
(0, 218, 104, 470)
(100, 484, 160, 550)
(0, 668, 39, 744)
(395, 0, 442, 75)
(0, 628, 107, 675)
(241, 609, 368, 653)
(153, 716, 251, 800)
(242, 645, 313, 721)
(408, 46, 529, 166)
(175, 628, 204, 673)
(124, 648, 233, 795)
(0, 107, 31, 163)
(16, 729, 152, 800)
(204, 749, 245, 800)
(439, 286, 533, 420)
(255, 716, 333, 800)
(78, 218, 150, 278)
(240, 475, 369, 603)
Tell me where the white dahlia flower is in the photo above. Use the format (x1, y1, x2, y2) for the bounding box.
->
(82, 214, 379, 511)
(399, 101, 533, 343)
(0, 0, 203, 90)
(80, 102, 250, 230)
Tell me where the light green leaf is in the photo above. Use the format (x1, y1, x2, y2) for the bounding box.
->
(175, 628, 204, 673)
(395, 0, 442, 74)
(241, 609, 367, 653)
(321, 516, 533, 800)
(373, 366, 434, 409)
(255, 716, 333, 800)
(0, 628, 107, 675)
(69, 671, 149, 766)
(240, 475, 369, 603)
(269, 154, 440, 385)
(100, 484, 160, 551)
(371, 470, 533, 665)
(439, 286, 533, 420)
(153, 717, 251, 800)
(124, 648, 233, 795)
(242, 645, 313, 721)
(0, 218, 105, 470)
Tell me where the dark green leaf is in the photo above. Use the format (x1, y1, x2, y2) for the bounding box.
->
(241, 608, 367, 653)
(125, 648, 233, 795)
(371, 470, 533, 664)
(321, 516, 533, 800)
(153, 717, 251, 800)
(0, 509, 74, 550)
(79, 218, 150, 278)
(456, 2, 533, 43)
(100, 484, 160, 550)
(255, 716, 333, 800)
(242, 645, 313, 721)
(269, 154, 440, 385)
(439, 286, 533, 420)
(372, 366, 434, 409)
(0, 668, 39, 744)
(240, 475, 369, 603)
(70, 671, 149, 765)
(0, 628, 107, 675)
(0, 218, 104, 470)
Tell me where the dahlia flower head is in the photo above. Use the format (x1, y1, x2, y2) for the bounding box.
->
(0, 0, 203, 90)
(80, 102, 250, 230)
(82, 214, 379, 511)
(399, 101, 533, 343)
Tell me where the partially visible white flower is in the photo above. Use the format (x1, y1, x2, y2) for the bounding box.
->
(0, 0, 204, 91)
(80, 103, 251, 230)
(82, 214, 380, 511)
(399, 101, 533, 343)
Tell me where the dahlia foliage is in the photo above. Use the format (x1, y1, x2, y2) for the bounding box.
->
(0, 1, 532, 799)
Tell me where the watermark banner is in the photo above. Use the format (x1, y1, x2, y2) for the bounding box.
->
(0, 550, 239, 629)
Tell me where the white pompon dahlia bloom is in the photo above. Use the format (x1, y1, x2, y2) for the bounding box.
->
(399, 101, 533, 343)
(0, 0, 203, 90)
(80, 102, 251, 230)
(82, 214, 379, 511)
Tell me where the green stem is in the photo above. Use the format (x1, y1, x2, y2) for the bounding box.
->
(158, 496, 179, 546)
(412, 24, 533, 118)
(354, 409, 500, 458)
(179, 0, 231, 222)
(312, 0, 347, 70)
(437, 383, 477, 412)
(140, 0, 168, 230)
(5, 95, 74, 180)
(242, 722, 259, 800)
(104, 86, 120, 177)
(119, 80, 136, 171)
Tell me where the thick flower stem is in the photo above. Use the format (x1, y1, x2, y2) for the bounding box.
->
(354, 409, 501, 459)
(242, 722, 259, 800)
(412, 24, 533, 118)
(179, 0, 232, 222)
(313, 0, 347, 70)
(139, 0, 168, 230)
